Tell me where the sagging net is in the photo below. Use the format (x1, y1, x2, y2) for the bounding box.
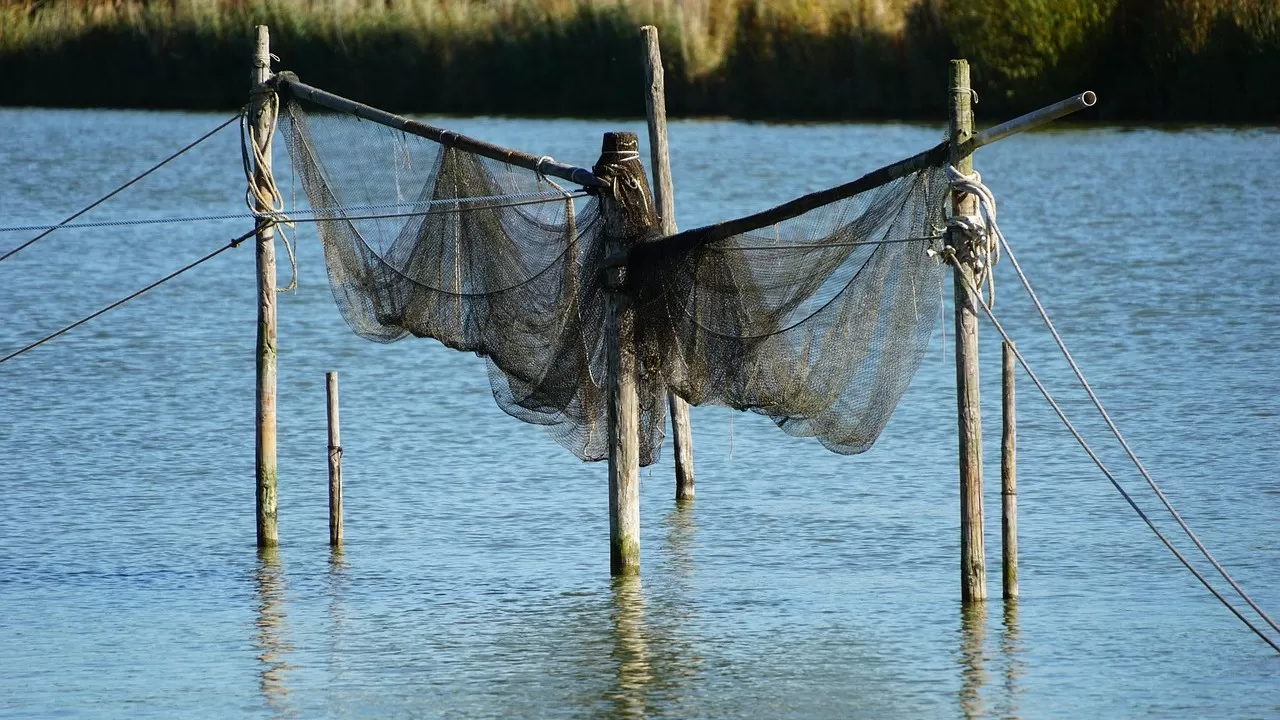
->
(280, 87, 949, 464)
(630, 164, 949, 455)
(281, 94, 615, 462)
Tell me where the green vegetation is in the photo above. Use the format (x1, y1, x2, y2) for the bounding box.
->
(1, 0, 1277, 121)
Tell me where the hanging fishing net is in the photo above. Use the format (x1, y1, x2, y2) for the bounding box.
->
(280, 92, 616, 463)
(630, 159, 950, 454)
(279, 79, 950, 464)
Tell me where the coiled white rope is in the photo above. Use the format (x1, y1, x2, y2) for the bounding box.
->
(242, 91, 298, 292)
(946, 165, 1002, 307)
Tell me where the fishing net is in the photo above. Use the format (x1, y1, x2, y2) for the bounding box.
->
(631, 161, 950, 454)
(280, 93, 615, 463)
(279, 83, 950, 464)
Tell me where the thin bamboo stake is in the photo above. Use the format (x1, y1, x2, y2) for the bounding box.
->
(950, 59, 986, 602)
(327, 372, 344, 548)
(251, 25, 279, 548)
(1002, 342, 1018, 598)
(639, 26, 695, 502)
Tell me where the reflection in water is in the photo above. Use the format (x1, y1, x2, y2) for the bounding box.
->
(326, 549, 349, 689)
(662, 505, 697, 583)
(999, 599, 1025, 720)
(608, 575, 653, 719)
(254, 548, 295, 719)
(958, 603, 988, 720)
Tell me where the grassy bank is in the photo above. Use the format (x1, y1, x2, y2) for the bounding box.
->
(1, 0, 1277, 122)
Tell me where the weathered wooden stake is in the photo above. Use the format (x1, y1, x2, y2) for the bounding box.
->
(639, 26, 695, 503)
(949, 59, 986, 602)
(251, 25, 279, 548)
(1002, 341, 1018, 598)
(596, 132, 655, 576)
(327, 372, 344, 548)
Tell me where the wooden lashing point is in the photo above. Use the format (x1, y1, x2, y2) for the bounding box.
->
(639, 26, 695, 503)
(1002, 341, 1018, 599)
(596, 131, 656, 576)
(251, 25, 279, 549)
(327, 372, 344, 548)
(949, 59, 986, 602)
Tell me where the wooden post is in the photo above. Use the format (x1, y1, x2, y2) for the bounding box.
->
(595, 131, 657, 576)
(639, 26, 695, 503)
(327, 372, 344, 548)
(251, 25, 279, 548)
(1001, 342, 1018, 598)
(949, 59, 986, 602)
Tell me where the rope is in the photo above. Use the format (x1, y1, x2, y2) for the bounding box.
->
(0, 229, 256, 367)
(948, 259, 1280, 653)
(241, 94, 297, 292)
(946, 168, 1280, 644)
(713, 234, 945, 252)
(946, 165, 1001, 307)
(996, 233, 1280, 639)
(0, 191, 591, 234)
(0, 112, 243, 263)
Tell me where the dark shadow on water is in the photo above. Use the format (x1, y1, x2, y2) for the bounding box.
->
(254, 547, 295, 719)
(958, 602, 988, 720)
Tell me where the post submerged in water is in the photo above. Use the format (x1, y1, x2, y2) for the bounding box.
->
(251, 25, 279, 549)
(949, 59, 987, 602)
(1002, 341, 1018, 598)
(327, 371, 344, 548)
(639, 25, 696, 503)
(597, 131, 653, 576)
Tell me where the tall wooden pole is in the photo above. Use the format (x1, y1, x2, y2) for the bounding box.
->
(1001, 342, 1018, 598)
(327, 372, 344, 548)
(949, 59, 986, 602)
(639, 26, 695, 503)
(596, 132, 655, 576)
(251, 26, 279, 548)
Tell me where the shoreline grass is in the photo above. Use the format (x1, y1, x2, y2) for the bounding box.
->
(1, 0, 1277, 122)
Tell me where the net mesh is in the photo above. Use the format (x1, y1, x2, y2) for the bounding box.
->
(281, 91, 948, 464)
(631, 165, 949, 454)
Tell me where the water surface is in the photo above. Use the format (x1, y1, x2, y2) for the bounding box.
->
(1, 109, 1277, 718)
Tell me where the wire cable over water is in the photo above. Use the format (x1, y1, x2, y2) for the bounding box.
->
(0, 112, 243, 262)
(950, 261, 1280, 654)
(0, 228, 256, 367)
(0, 192, 591, 234)
(947, 169, 1280, 652)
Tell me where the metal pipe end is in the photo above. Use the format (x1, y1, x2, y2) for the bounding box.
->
(1081, 91, 1097, 107)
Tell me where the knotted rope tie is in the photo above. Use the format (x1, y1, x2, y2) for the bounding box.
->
(946, 165, 1002, 307)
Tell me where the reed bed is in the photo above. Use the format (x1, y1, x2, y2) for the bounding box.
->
(1, 0, 1276, 121)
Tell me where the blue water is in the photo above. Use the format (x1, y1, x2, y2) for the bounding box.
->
(0, 108, 1278, 718)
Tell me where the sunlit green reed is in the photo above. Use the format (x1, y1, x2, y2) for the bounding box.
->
(1, 0, 1276, 120)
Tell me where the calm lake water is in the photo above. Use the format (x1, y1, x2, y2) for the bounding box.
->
(1, 108, 1278, 718)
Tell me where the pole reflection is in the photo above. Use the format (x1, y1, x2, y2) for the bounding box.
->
(607, 574, 653, 719)
(998, 598, 1024, 720)
(254, 547, 295, 719)
(662, 504, 697, 583)
(958, 602, 988, 720)
(326, 548, 349, 686)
